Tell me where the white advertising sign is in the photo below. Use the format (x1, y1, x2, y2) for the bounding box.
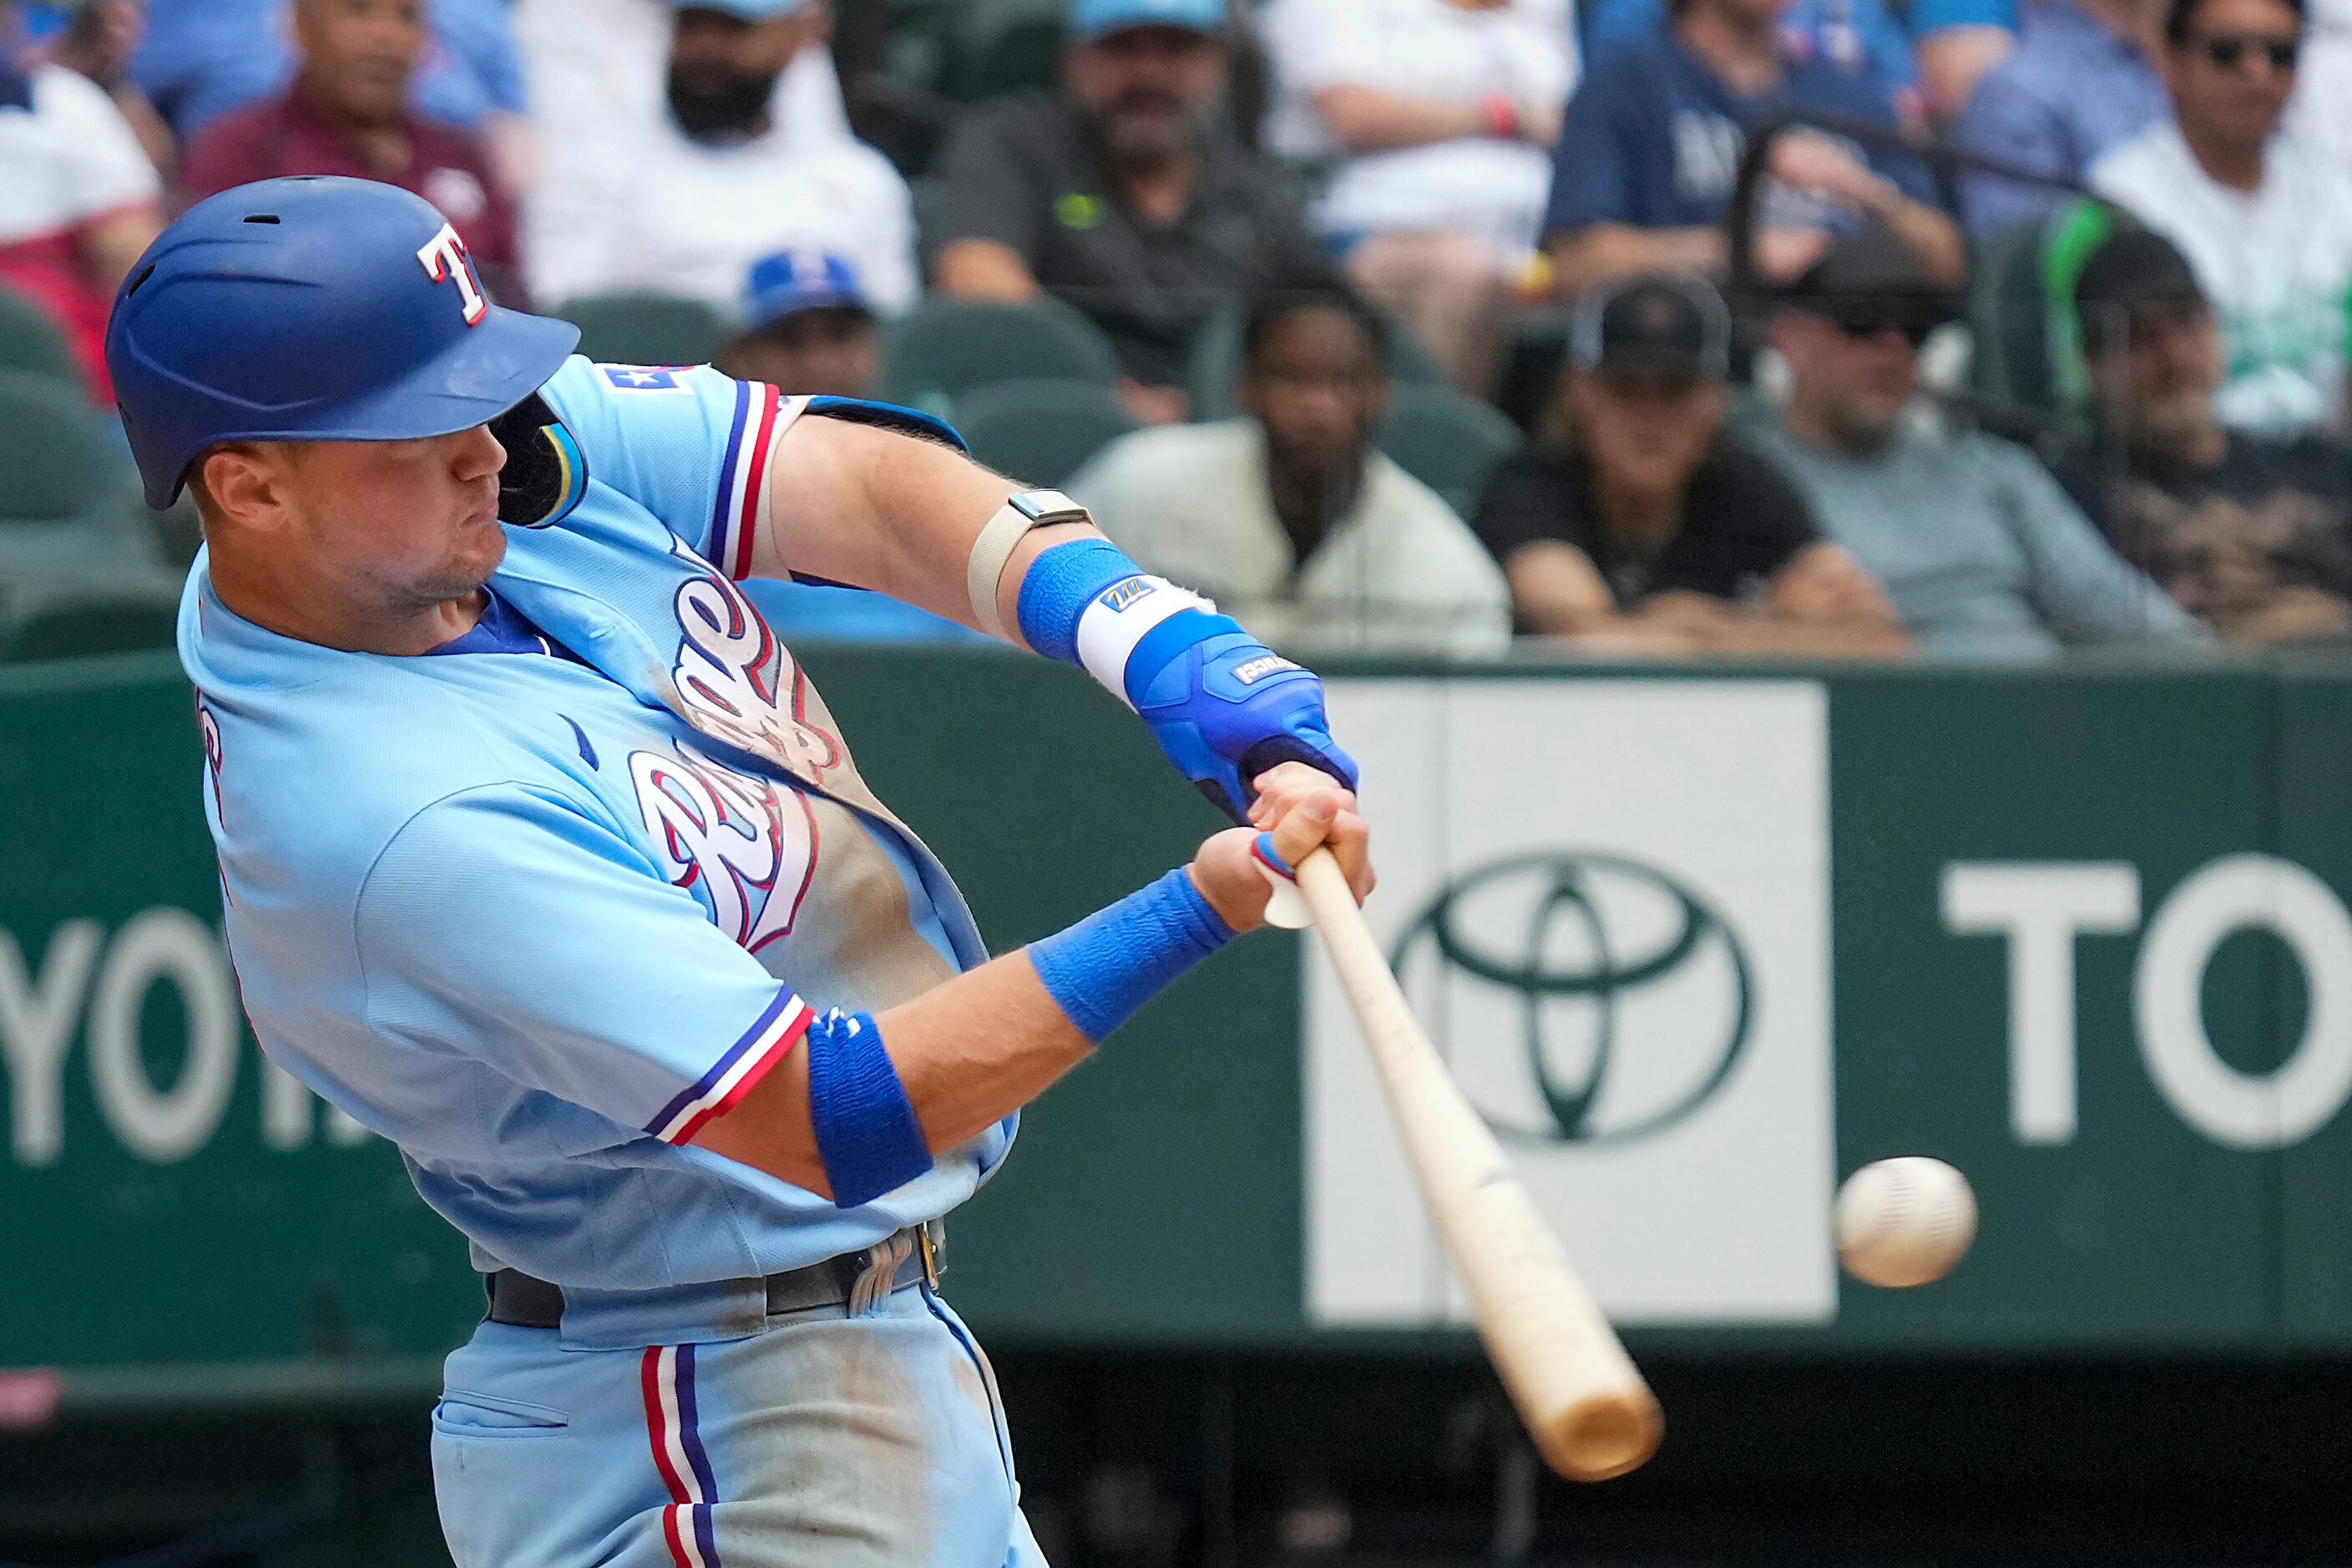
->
(1306, 680, 1839, 1325)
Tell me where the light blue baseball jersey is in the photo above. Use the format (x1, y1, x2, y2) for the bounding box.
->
(183, 358, 1013, 1315)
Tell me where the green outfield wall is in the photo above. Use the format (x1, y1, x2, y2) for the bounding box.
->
(6, 649, 2351, 1388)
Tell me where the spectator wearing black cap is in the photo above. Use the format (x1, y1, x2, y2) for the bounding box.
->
(1471, 274, 1909, 655)
(2087, 0, 2352, 436)
(928, 0, 1338, 425)
(1068, 281, 1510, 656)
(1751, 226, 2207, 656)
(2056, 224, 2352, 643)
(716, 247, 880, 398)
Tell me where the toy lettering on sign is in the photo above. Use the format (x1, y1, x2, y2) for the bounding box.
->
(630, 741, 818, 957)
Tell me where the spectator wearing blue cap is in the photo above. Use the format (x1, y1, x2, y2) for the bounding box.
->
(930, 0, 1338, 424)
(717, 246, 880, 397)
(523, 0, 914, 314)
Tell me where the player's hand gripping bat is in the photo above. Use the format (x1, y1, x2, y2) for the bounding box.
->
(1293, 847, 1663, 1482)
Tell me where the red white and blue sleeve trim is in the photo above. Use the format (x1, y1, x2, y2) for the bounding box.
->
(705, 381, 783, 582)
(644, 987, 815, 1146)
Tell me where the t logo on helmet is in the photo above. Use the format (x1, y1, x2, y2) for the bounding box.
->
(415, 222, 488, 326)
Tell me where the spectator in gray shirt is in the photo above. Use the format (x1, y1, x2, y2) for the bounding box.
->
(1751, 227, 2208, 657)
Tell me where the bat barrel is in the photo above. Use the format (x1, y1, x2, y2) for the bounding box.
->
(1294, 847, 1665, 1485)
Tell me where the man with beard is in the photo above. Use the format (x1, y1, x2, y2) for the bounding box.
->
(2057, 225, 2352, 644)
(176, 0, 524, 306)
(1749, 225, 2207, 657)
(929, 0, 1338, 424)
(1069, 281, 1511, 655)
(522, 0, 914, 316)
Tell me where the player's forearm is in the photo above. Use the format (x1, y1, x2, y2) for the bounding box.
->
(695, 868, 1237, 1204)
(692, 955, 1091, 1201)
(877, 953, 1095, 1153)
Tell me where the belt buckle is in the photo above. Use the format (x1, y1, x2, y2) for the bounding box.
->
(917, 1220, 943, 1289)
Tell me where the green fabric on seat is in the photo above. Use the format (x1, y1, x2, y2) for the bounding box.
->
(552, 294, 730, 368)
(0, 288, 78, 386)
(947, 1, 1063, 102)
(947, 377, 1140, 488)
(878, 296, 1123, 415)
(1373, 384, 1521, 517)
(1966, 201, 2127, 416)
(0, 586, 182, 664)
(0, 371, 135, 525)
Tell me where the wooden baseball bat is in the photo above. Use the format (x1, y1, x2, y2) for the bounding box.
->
(1294, 847, 1663, 1483)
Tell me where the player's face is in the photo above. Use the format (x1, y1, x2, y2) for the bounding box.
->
(1240, 307, 1388, 482)
(272, 427, 510, 610)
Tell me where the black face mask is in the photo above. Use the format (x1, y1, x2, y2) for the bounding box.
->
(666, 62, 780, 142)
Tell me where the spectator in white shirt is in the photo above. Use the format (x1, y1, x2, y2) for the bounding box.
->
(0, 3, 163, 402)
(2091, 0, 2352, 434)
(2284, 0, 2352, 168)
(1257, 0, 1574, 395)
(519, 0, 911, 314)
(1070, 281, 1512, 657)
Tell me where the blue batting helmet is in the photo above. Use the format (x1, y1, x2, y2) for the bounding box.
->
(106, 176, 579, 509)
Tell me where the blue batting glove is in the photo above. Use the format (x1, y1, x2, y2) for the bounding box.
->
(1128, 625, 1358, 822)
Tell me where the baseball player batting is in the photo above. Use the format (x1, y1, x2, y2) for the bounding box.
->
(106, 177, 1373, 1568)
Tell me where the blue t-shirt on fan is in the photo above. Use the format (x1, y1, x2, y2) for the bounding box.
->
(1544, 29, 1930, 238)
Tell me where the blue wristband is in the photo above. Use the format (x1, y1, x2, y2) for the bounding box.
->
(1029, 869, 1237, 1044)
(805, 1009, 933, 1208)
(1014, 537, 1136, 664)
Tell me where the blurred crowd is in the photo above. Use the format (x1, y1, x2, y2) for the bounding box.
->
(4, 0, 2352, 660)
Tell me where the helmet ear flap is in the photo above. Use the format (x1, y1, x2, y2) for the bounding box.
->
(490, 393, 586, 529)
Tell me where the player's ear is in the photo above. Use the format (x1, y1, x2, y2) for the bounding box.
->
(195, 443, 293, 536)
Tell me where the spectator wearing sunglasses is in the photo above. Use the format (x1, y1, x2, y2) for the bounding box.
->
(2090, 0, 2352, 435)
(1752, 226, 2205, 656)
(1470, 274, 1909, 657)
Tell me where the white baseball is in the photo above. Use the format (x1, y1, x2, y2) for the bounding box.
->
(1834, 1157, 1977, 1289)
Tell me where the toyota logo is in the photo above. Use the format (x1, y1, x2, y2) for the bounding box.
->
(1389, 853, 1755, 1146)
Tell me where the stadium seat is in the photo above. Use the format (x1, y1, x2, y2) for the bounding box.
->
(1186, 306, 1453, 422)
(0, 287, 78, 386)
(552, 294, 730, 368)
(946, 0, 1063, 102)
(1374, 383, 1523, 518)
(0, 371, 135, 525)
(0, 586, 181, 663)
(878, 296, 1123, 414)
(1968, 200, 2117, 417)
(947, 377, 1139, 487)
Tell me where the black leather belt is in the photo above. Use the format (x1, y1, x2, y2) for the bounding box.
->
(485, 1222, 943, 1329)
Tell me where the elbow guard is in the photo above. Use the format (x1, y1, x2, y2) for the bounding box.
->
(805, 1008, 933, 1208)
